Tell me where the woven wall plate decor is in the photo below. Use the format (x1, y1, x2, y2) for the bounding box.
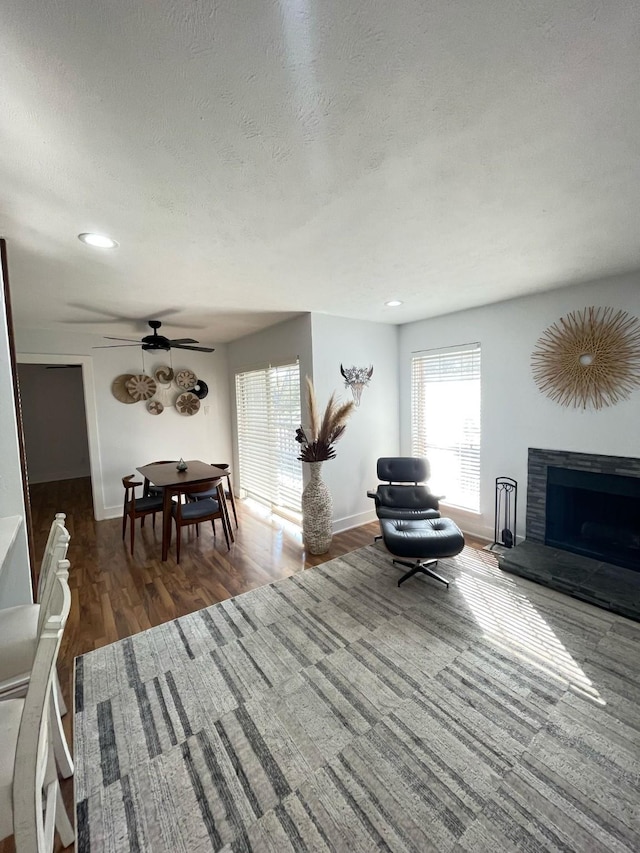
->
(126, 374, 157, 401)
(531, 306, 640, 409)
(111, 374, 136, 404)
(176, 392, 200, 416)
(175, 369, 197, 390)
(147, 400, 164, 415)
(154, 365, 174, 384)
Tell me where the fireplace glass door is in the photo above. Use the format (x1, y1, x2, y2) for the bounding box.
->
(545, 466, 640, 572)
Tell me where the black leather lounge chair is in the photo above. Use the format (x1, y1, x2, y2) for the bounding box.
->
(368, 457, 465, 587)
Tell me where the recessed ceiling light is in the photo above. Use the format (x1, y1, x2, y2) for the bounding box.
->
(78, 232, 119, 249)
(385, 300, 403, 307)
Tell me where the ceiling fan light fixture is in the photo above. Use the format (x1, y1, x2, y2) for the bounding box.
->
(142, 338, 171, 351)
(93, 320, 215, 353)
(78, 232, 119, 249)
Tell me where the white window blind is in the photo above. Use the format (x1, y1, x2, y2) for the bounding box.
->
(411, 343, 481, 512)
(235, 361, 302, 516)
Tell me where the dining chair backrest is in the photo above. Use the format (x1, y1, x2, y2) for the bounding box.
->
(123, 473, 168, 508)
(122, 474, 165, 555)
(38, 513, 66, 581)
(169, 478, 231, 559)
(36, 515, 70, 610)
(122, 474, 141, 501)
(13, 563, 72, 851)
(210, 463, 239, 527)
(171, 477, 221, 506)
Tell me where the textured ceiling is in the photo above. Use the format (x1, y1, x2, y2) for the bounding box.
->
(1, 0, 639, 344)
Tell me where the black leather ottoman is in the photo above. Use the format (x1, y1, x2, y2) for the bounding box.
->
(379, 517, 465, 587)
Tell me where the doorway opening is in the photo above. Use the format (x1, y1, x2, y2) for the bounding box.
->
(16, 353, 103, 537)
(18, 362, 92, 495)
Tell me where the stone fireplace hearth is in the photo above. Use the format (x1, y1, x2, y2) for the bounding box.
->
(499, 448, 640, 622)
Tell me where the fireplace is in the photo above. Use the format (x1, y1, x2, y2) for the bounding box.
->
(500, 448, 640, 621)
(546, 466, 640, 571)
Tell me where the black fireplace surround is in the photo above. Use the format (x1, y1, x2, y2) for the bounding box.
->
(500, 448, 640, 621)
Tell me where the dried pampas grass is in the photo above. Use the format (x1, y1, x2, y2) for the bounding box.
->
(296, 377, 355, 462)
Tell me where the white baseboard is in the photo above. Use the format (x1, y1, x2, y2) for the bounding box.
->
(102, 506, 123, 521)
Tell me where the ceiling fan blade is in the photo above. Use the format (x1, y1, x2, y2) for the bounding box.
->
(171, 343, 216, 353)
(65, 305, 205, 328)
(102, 336, 143, 342)
(168, 338, 198, 345)
(92, 344, 144, 349)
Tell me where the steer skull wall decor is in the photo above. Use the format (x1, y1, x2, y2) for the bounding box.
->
(340, 364, 373, 406)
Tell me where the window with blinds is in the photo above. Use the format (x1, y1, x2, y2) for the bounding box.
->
(235, 361, 302, 517)
(411, 343, 481, 512)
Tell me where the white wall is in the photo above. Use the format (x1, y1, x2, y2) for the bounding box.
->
(227, 314, 314, 379)
(227, 314, 314, 481)
(311, 314, 399, 531)
(16, 327, 232, 518)
(399, 271, 640, 541)
(18, 363, 91, 483)
(0, 258, 31, 606)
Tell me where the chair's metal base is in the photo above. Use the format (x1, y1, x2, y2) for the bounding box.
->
(393, 558, 450, 588)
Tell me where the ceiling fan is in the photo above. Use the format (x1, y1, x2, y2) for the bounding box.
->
(93, 320, 215, 353)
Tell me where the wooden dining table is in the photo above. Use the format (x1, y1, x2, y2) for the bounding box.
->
(136, 460, 233, 561)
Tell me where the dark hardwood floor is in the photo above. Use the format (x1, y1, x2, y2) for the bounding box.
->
(3, 476, 482, 852)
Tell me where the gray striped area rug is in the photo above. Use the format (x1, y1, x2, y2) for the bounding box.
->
(74, 544, 640, 852)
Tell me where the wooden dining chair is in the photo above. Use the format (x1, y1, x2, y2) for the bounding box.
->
(0, 566, 74, 852)
(169, 479, 231, 562)
(122, 475, 164, 555)
(211, 463, 239, 528)
(187, 463, 238, 528)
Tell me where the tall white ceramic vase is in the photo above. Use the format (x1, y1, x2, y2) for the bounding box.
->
(301, 461, 333, 555)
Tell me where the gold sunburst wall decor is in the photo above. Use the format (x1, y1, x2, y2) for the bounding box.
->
(531, 306, 640, 410)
